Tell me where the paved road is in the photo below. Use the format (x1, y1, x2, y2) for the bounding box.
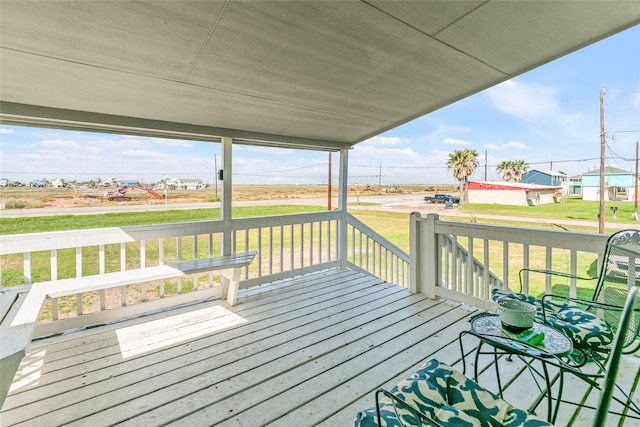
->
(2, 193, 638, 231)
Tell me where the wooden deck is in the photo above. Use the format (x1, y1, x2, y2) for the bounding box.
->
(1, 268, 639, 426)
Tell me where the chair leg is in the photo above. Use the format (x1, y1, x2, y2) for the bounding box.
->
(493, 347, 504, 398)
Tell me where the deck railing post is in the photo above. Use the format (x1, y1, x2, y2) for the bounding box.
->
(411, 213, 439, 298)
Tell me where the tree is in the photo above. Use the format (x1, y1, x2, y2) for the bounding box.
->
(496, 160, 515, 182)
(512, 160, 529, 182)
(496, 160, 529, 182)
(446, 149, 479, 205)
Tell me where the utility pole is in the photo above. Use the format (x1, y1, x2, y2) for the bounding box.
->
(635, 141, 639, 221)
(484, 150, 487, 181)
(598, 86, 606, 234)
(378, 163, 382, 195)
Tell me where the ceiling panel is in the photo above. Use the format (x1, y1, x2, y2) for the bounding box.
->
(0, 0, 638, 149)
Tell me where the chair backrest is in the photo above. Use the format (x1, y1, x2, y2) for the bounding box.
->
(592, 229, 640, 349)
(592, 285, 638, 427)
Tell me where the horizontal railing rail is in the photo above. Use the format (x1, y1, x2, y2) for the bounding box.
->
(411, 213, 607, 310)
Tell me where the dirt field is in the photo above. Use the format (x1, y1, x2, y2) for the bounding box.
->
(0, 184, 456, 210)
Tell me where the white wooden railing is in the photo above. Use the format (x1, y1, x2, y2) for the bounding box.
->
(411, 213, 608, 311)
(3, 209, 611, 334)
(0, 211, 408, 334)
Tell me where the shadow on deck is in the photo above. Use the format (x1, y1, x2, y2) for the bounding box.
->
(1, 268, 639, 426)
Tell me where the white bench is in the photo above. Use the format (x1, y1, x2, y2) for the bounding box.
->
(0, 251, 256, 407)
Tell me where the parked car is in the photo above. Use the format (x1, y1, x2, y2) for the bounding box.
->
(424, 194, 459, 204)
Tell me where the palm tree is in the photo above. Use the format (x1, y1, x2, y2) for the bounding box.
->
(512, 160, 529, 182)
(446, 149, 479, 204)
(496, 160, 515, 181)
(496, 160, 529, 182)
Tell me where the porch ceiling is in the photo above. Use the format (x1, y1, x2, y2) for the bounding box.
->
(0, 1, 638, 150)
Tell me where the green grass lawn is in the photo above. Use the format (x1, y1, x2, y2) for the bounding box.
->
(459, 197, 637, 223)
(0, 205, 326, 235)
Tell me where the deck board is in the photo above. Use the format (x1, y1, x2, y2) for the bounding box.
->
(1, 268, 639, 426)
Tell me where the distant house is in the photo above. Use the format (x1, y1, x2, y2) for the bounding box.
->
(520, 169, 567, 192)
(0, 178, 8, 187)
(157, 178, 204, 191)
(175, 179, 204, 190)
(468, 181, 563, 206)
(581, 166, 637, 201)
(30, 179, 45, 188)
(568, 175, 582, 196)
(51, 178, 65, 188)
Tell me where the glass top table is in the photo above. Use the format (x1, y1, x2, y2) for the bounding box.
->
(461, 313, 574, 423)
(470, 314, 573, 358)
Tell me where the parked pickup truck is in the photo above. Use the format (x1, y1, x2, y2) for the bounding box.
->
(424, 194, 460, 204)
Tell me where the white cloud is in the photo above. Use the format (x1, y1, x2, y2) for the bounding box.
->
(362, 136, 404, 146)
(486, 80, 558, 121)
(150, 137, 192, 147)
(484, 144, 499, 150)
(502, 141, 527, 149)
(353, 144, 417, 159)
(632, 92, 640, 109)
(443, 137, 471, 146)
(34, 139, 81, 150)
(0, 128, 14, 134)
(119, 149, 175, 161)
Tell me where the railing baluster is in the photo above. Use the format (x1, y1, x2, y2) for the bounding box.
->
(466, 237, 474, 296)
(318, 221, 323, 264)
(309, 222, 314, 265)
(192, 235, 198, 291)
(141, 240, 147, 299)
(258, 228, 262, 276)
(51, 249, 58, 321)
(176, 237, 182, 294)
(23, 252, 31, 285)
(483, 239, 490, 299)
(545, 247, 553, 294)
(269, 226, 274, 275)
(159, 239, 165, 297)
(300, 223, 304, 268)
(279, 225, 284, 273)
(290, 224, 294, 270)
(503, 241, 509, 290)
(570, 249, 578, 298)
(76, 247, 83, 314)
(208, 234, 213, 288)
(522, 244, 530, 294)
(121, 243, 127, 306)
(99, 244, 106, 311)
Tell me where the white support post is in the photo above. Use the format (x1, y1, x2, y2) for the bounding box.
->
(338, 148, 349, 268)
(221, 137, 233, 256)
(221, 137, 233, 296)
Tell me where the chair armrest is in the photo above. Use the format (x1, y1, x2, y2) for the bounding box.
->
(541, 293, 625, 311)
(375, 389, 442, 427)
(518, 268, 596, 294)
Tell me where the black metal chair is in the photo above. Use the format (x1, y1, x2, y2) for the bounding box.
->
(354, 286, 638, 426)
(491, 228, 640, 416)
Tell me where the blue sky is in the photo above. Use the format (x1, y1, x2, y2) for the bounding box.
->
(1, 26, 638, 186)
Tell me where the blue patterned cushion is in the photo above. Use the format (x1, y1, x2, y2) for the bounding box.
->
(354, 359, 551, 426)
(492, 289, 613, 350)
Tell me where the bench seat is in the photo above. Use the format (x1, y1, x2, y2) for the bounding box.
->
(0, 251, 256, 407)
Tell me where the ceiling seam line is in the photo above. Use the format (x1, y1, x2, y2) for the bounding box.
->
(361, 0, 506, 75)
(182, 0, 231, 83)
